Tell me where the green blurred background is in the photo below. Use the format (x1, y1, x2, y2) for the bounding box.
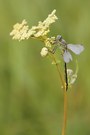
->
(0, 0, 89, 135)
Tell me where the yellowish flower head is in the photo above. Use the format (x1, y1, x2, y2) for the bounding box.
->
(44, 37, 55, 48)
(10, 20, 30, 41)
(10, 10, 58, 41)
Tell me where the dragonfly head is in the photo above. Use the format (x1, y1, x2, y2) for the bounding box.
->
(56, 35, 62, 41)
(56, 35, 67, 46)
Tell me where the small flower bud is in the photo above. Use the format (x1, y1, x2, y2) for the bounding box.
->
(70, 74, 77, 84)
(67, 68, 78, 86)
(40, 47, 48, 57)
(67, 69, 73, 76)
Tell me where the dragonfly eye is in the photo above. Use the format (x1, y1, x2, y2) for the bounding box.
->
(56, 35, 62, 41)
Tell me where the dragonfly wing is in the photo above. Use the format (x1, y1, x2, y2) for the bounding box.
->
(63, 51, 72, 63)
(67, 44, 84, 55)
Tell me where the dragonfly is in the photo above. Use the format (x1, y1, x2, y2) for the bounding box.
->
(51, 35, 84, 91)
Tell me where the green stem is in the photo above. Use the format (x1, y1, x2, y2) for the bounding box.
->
(61, 90, 67, 135)
(51, 54, 68, 135)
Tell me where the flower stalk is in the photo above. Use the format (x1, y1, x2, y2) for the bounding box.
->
(50, 54, 67, 135)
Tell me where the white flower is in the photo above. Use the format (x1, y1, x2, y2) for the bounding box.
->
(43, 9, 58, 27)
(70, 74, 77, 84)
(67, 69, 77, 85)
(10, 20, 30, 41)
(67, 69, 73, 76)
(32, 9, 58, 38)
(40, 47, 48, 57)
(10, 10, 58, 41)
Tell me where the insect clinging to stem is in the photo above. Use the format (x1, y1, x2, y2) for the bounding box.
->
(51, 35, 84, 91)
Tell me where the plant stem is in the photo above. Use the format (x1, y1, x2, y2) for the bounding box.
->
(61, 89, 67, 135)
(50, 54, 65, 89)
(51, 54, 68, 135)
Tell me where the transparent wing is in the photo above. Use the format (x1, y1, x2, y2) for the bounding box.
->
(63, 51, 72, 63)
(67, 44, 84, 55)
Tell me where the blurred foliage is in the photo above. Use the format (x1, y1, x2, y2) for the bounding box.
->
(0, 0, 90, 135)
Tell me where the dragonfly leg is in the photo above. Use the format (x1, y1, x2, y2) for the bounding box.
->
(49, 45, 58, 54)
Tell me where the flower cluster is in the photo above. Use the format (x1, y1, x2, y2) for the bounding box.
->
(10, 10, 58, 41)
(10, 20, 30, 41)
